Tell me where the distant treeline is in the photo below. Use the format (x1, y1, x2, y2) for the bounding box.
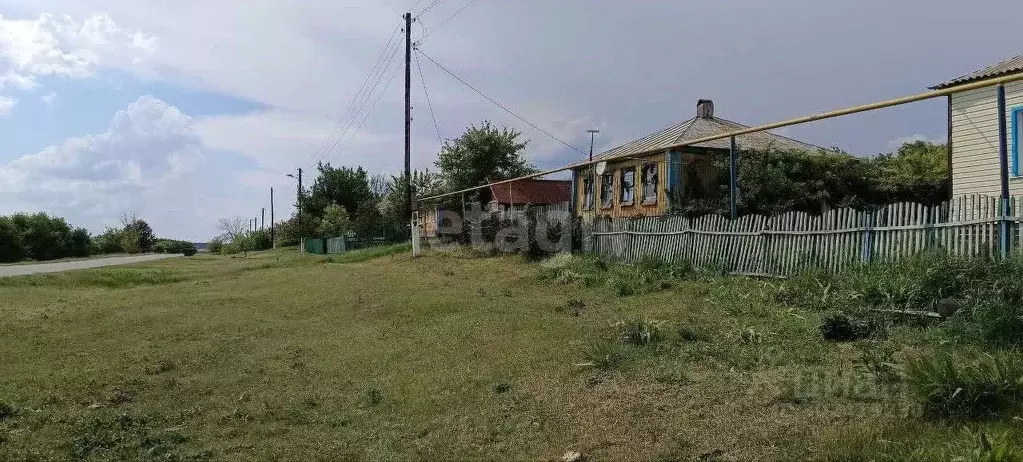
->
(0, 212, 194, 263)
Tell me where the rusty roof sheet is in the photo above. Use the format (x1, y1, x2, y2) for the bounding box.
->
(931, 53, 1023, 89)
(489, 179, 571, 205)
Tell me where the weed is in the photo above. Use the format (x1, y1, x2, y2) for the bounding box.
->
(967, 431, 1023, 462)
(492, 382, 512, 394)
(677, 325, 711, 343)
(365, 389, 383, 406)
(0, 402, 16, 420)
(70, 412, 195, 460)
(820, 312, 878, 342)
(616, 319, 666, 347)
(578, 340, 628, 372)
(777, 379, 813, 405)
(904, 351, 1023, 419)
(144, 359, 177, 375)
(855, 342, 901, 384)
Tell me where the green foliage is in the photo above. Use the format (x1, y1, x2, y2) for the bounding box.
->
(966, 431, 1023, 462)
(123, 218, 155, 253)
(905, 351, 1023, 419)
(669, 141, 949, 217)
(154, 240, 197, 256)
(819, 311, 880, 342)
(92, 227, 124, 254)
(0, 212, 95, 262)
(120, 227, 143, 254)
(316, 203, 351, 238)
(385, 169, 442, 226)
(538, 254, 695, 297)
(434, 121, 537, 198)
(579, 340, 628, 372)
(854, 342, 901, 384)
(616, 319, 666, 346)
(0, 268, 188, 289)
(70, 412, 194, 460)
(304, 162, 374, 222)
(207, 237, 224, 254)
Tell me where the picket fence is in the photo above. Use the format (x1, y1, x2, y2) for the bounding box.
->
(593, 195, 1023, 276)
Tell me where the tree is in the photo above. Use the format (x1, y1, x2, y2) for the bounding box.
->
(0, 216, 25, 263)
(435, 121, 537, 198)
(384, 169, 443, 229)
(217, 217, 248, 241)
(93, 227, 124, 254)
(120, 214, 154, 253)
(304, 162, 374, 220)
(369, 173, 390, 200)
(316, 203, 351, 238)
(11, 212, 73, 261)
(67, 228, 92, 257)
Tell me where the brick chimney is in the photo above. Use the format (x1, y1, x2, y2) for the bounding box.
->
(697, 99, 714, 118)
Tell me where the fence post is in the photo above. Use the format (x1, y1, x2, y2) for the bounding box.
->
(861, 211, 873, 263)
(1000, 196, 1009, 259)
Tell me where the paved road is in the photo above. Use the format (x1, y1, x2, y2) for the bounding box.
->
(0, 254, 182, 278)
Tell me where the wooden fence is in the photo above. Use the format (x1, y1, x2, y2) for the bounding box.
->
(592, 195, 1023, 276)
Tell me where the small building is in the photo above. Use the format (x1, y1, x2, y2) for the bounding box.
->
(482, 178, 571, 213)
(931, 54, 1023, 197)
(571, 100, 828, 218)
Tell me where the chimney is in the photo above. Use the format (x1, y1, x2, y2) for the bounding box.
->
(696, 99, 714, 118)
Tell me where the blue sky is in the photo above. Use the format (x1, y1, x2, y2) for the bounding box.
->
(1, 0, 1020, 240)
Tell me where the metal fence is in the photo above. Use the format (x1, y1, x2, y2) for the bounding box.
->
(593, 194, 1023, 276)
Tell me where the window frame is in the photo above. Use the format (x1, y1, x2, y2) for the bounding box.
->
(1013, 106, 1023, 177)
(600, 172, 614, 209)
(620, 167, 636, 206)
(641, 163, 658, 205)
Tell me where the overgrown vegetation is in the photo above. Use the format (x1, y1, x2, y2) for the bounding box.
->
(905, 351, 1023, 419)
(669, 140, 949, 217)
(0, 212, 169, 263)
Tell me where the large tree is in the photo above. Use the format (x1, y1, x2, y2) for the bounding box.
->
(304, 162, 375, 220)
(435, 121, 537, 199)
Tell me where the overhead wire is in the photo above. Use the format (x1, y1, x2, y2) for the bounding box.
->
(416, 0, 479, 46)
(416, 0, 444, 18)
(307, 22, 404, 167)
(415, 49, 587, 156)
(320, 46, 404, 161)
(413, 49, 444, 147)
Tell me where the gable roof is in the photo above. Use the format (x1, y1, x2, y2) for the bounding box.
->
(488, 179, 571, 205)
(588, 115, 828, 163)
(931, 53, 1023, 89)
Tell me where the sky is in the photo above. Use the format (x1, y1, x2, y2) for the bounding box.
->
(0, 0, 1020, 241)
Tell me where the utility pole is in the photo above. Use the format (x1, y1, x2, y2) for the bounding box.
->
(587, 129, 599, 209)
(270, 187, 275, 249)
(298, 168, 303, 235)
(261, 208, 265, 231)
(404, 12, 413, 234)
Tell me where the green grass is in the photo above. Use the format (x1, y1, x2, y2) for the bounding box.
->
(0, 247, 1020, 460)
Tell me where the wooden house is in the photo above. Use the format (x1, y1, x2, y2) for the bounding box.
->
(571, 100, 828, 218)
(931, 54, 1023, 197)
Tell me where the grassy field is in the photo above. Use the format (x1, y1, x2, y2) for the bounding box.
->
(0, 245, 1020, 460)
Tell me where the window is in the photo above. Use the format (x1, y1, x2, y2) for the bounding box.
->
(582, 177, 594, 210)
(600, 172, 614, 208)
(641, 164, 658, 204)
(621, 168, 636, 205)
(1014, 107, 1023, 177)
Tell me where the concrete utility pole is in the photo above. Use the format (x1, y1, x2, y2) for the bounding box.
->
(404, 12, 414, 235)
(270, 187, 275, 248)
(287, 168, 303, 236)
(261, 208, 265, 231)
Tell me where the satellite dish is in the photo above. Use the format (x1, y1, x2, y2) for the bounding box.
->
(595, 161, 608, 176)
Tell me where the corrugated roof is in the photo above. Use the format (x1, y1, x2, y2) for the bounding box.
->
(489, 179, 571, 205)
(931, 53, 1023, 89)
(587, 115, 827, 164)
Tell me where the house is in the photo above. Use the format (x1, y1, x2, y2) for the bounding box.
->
(571, 100, 828, 218)
(482, 178, 571, 213)
(931, 54, 1023, 197)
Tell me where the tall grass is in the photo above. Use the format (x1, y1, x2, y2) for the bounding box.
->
(905, 351, 1023, 419)
(538, 254, 694, 297)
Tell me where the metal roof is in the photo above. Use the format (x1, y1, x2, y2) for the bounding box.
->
(931, 53, 1023, 89)
(588, 115, 828, 164)
(488, 179, 571, 205)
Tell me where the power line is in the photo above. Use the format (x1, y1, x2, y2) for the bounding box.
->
(323, 51, 404, 160)
(417, 0, 479, 46)
(415, 48, 587, 156)
(414, 49, 444, 146)
(307, 22, 403, 167)
(315, 44, 402, 165)
(417, 0, 444, 18)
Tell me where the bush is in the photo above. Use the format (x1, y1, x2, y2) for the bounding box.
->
(207, 237, 224, 254)
(0, 216, 26, 263)
(819, 311, 880, 342)
(154, 240, 197, 256)
(92, 228, 124, 254)
(905, 351, 1023, 419)
(616, 319, 666, 346)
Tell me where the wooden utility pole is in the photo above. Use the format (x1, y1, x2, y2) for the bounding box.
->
(404, 12, 413, 231)
(261, 208, 265, 231)
(297, 168, 303, 235)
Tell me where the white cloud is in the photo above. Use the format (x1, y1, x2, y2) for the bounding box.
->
(0, 94, 15, 115)
(40, 91, 56, 106)
(0, 12, 155, 102)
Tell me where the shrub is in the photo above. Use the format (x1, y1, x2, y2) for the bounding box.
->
(820, 312, 878, 342)
(855, 342, 901, 384)
(904, 351, 1023, 419)
(0, 216, 25, 263)
(207, 237, 224, 254)
(92, 228, 124, 254)
(579, 340, 628, 371)
(616, 319, 666, 347)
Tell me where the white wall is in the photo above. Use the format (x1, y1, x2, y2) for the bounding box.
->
(950, 80, 1023, 197)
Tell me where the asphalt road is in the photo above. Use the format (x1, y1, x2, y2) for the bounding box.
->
(0, 254, 182, 278)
